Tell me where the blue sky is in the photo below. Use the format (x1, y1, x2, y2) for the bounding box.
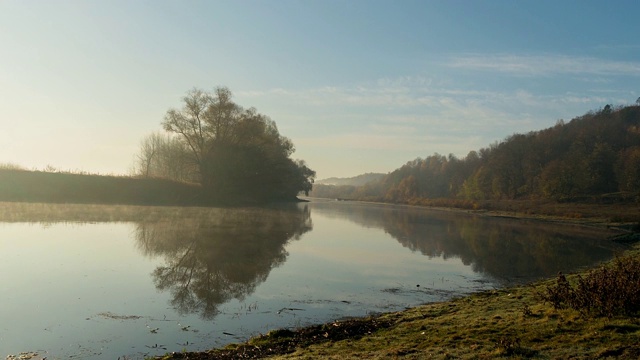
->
(1, 0, 638, 179)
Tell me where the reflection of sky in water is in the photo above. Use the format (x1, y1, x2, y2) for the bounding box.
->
(265, 214, 484, 301)
(1, 223, 167, 357)
(0, 202, 620, 359)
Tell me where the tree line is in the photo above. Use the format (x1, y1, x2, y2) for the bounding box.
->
(311, 104, 640, 204)
(133, 87, 315, 204)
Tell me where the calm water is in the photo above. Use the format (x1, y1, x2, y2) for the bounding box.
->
(0, 200, 622, 359)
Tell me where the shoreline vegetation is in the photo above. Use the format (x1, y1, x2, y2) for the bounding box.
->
(0, 168, 206, 206)
(0, 168, 307, 207)
(1, 167, 639, 226)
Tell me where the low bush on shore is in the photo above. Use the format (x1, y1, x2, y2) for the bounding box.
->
(542, 254, 640, 317)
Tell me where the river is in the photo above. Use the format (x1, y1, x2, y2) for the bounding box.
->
(0, 200, 623, 359)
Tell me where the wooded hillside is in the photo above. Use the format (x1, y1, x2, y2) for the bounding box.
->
(311, 104, 640, 204)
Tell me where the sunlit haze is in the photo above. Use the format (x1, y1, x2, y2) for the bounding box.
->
(1, 0, 638, 179)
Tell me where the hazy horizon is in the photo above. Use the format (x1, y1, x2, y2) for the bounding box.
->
(1, 0, 639, 179)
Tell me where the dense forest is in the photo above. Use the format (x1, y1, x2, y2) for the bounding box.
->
(311, 104, 640, 205)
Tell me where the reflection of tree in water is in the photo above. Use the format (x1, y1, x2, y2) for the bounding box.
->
(135, 204, 312, 319)
(311, 201, 621, 283)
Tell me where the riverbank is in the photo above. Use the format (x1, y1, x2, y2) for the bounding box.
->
(0, 169, 205, 206)
(0, 169, 305, 206)
(155, 242, 639, 359)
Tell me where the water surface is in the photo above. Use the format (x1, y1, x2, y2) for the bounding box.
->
(0, 200, 621, 359)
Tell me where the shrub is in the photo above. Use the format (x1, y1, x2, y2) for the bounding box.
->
(541, 255, 640, 317)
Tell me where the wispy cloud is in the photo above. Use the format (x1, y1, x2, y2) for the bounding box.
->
(240, 72, 618, 113)
(237, 70, 632, 162)
(297, 132, 485, 155)
(233, 67, 638, 178)
(448, 54, 640, 76)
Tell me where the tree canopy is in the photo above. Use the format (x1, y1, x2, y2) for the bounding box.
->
(135, 87, 315, 204)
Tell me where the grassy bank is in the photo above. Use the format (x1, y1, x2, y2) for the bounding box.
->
(0, 169, 306, 206)
(156, 245, 640, 360)
(0, 169, 207, 206)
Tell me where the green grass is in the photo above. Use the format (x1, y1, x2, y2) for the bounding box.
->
(269, 282, 639, 358)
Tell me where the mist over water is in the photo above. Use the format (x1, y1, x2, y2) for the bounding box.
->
(0, 200, 622, 359)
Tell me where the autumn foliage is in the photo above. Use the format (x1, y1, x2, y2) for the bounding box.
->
(312, 104, 640, 205)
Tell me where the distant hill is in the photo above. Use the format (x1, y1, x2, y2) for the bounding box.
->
(316, 173, 386, 186)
